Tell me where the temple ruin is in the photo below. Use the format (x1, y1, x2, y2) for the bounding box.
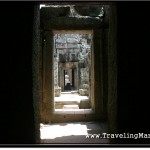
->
(54, 32, 92, 110)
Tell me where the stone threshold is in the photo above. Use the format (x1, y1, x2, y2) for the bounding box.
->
(61, 91, 78, 94)
(54, 108, 94, 114)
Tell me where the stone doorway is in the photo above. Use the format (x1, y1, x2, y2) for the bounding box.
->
(58, 62, 78, 92)
(40, 4, 117, 124)
(54, 32, 92, 111)
(64, 69, 74, 91)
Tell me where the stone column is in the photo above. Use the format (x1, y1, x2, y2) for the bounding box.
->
(54, 56, 58, 87)
(44, 30, 54, 115)
(54, 56, 61, 97)
(74, 62, 79, 91)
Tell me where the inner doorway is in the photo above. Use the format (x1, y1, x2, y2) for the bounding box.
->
(53, 31, 93, 111)
(64, 69, 74, 91)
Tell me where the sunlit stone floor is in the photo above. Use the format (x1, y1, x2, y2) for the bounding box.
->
(40, 121, 109, 144)
(55, 91, 88, 103)
(55, 91, 90, 110)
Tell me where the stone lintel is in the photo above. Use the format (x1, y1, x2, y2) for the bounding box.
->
(43, 17, 108, 30)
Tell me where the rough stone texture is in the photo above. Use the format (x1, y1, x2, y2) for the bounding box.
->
(63, 105, 79, 109)
(40, 6, 70, 18)
(79, 89, 88, 96)
(43, 17, 107, 30)
(55, 101, 79, 109)
(79, 99, 91, 109)
(54, 57, 58, 86)
(56, 43, 67, 48)
(54, 33, 91, 95)
(83, 84, 89, 89)
(67, 37, 80, 43)
(106, 5, 117, 143)
(55, 87, 61, 97)
(40, 30, 55, 122)
(93, 29, 104, 117)
(74, 6, 104, 17)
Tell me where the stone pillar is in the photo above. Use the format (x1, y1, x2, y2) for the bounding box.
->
(54, 56, 58, 87)
(74, 66, 77, 90)
(93, 29, 103, 116)
(59, 66, 64, 92)
(78, 35, 91, 96)
(54, 34, 61, 97)
(54, 56, 61, 97)
(44, 30, 54, 115)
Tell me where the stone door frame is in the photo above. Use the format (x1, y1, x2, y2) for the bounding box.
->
(40, 6, 111, 122)
(59, 62, 78, 91)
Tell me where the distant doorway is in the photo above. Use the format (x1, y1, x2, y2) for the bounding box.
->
(53, 31, 93, 111)
(64, 69, 74, 91)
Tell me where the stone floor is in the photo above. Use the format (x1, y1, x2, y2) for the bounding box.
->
(55, 91, 90, 110)
(40, 121, 109, 144)
(54, 91, 91, 110)
(55, 91, 88, 102)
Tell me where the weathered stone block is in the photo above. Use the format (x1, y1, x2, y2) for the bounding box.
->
(71, 53, 76, 61)
(79, 60, 85, 68)
(79, 99, 91, 109)
(67, 43, 80, 48)
(55, 87, 61, 97)
(56, 43, 67, 48)
(63, 105, 79, 110)
(82, 84, 89, 89)
(56, 38, 66, 43)
(74, 6, 103, 17)
(59, 54, 66, 62)
(55, 103, 63, 109)
(79, 89, 88, 96)
(40, 6, 70, 18)
(66, 38, 79, 44)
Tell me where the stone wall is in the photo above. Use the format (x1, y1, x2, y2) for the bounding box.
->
(78, 37, 91, 96)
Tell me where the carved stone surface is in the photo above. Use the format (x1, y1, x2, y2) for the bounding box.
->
(66, 38, 80, 44)
(56, 43, 67, 48)
(54, 57, 59, 87)
(56, 38, 67, 43)
(67, 43, 80, 49)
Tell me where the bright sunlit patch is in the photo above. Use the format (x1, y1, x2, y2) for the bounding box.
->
(40, 123, 88, 139)
(40, 5, 46, 9)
